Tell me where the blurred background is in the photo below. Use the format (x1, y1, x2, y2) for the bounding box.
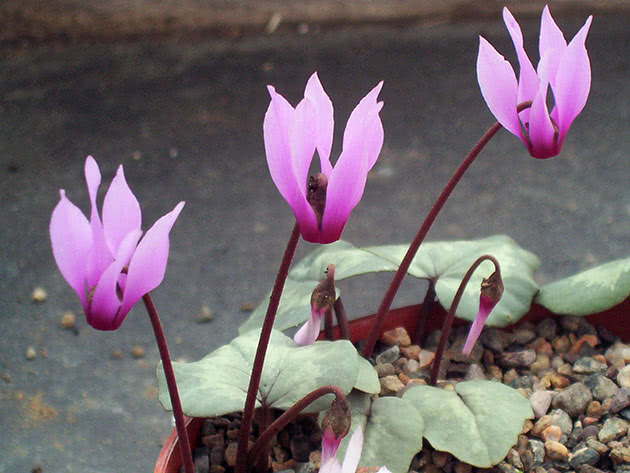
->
(1, 1, 629, 472)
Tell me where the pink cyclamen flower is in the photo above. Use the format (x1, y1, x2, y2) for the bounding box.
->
(294, 263, 336, 346)
(477, 6, 592, 159)
(264, 72, 384, 243)
(462, 271, 503, 356)
(50, 156, 184, 331)
(321, 426, 391, 473)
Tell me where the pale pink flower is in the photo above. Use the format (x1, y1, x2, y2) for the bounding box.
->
(320, 426, 392, 473)
(50, 156, 184, 330)
(477, 6, 592, 159)
(462, 293, 500, 356)
(264, 72, 384, 243)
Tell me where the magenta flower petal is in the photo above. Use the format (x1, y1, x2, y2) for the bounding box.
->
(102, 165, 142, 256)
(294, 305, 326, 346)
(553, 16, 593, 143)
(84, 156, 112, 288)
(476, 37, 522, 139)
(320, 83, 384, 243)
(50, 190, 92, 307)
(89, 229, 142, 330)
(478, 6, 592, 159)
(539, 5, 567, 86)
(304, 72, 334, 176)
(502, 7, 539, 109)
(462, 294, 497, 356)
(341, 81, 384, 171)
(119, 201, 185, 318)
(264, 86, 320, 241)
(265, 74, 383, 243)
(321, 428, 342, 465)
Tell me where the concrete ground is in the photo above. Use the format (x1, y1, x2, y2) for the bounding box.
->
(1, 8, 629, 473)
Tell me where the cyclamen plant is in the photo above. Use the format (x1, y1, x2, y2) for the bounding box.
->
(50, 5, 605, 473)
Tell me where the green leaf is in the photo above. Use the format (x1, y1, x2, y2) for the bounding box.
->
(367, 235, 540, 327)
(239, 241, 398, 334)
(321, 391, 423, 473)
(239, 236, 539, 334)
(535, 257, 630, 316)
(403, 381, 533, 467)
(354, 357, 380, 394)
(157, 330, 362, 418)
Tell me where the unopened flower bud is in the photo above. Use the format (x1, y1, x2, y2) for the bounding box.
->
(320, 396, 351, 461)
(294, 264, 336, 346)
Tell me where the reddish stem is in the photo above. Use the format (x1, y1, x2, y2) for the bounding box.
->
(142, 293, 194, 473)
(362, 102, 531, 359)
(334, 297, 350, 340)
(235, 223, 301, 473)
(324, 308, 334, 340)
(429, 254, 500, 385)
(247, 385, 347, 468)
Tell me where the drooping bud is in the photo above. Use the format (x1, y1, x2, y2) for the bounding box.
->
(320, 395, 351, 464)
(462, 270, 504, 356)
(294, 264, 336, 346)
(311, 263, 336, 313)
(306, 173, 328, 229)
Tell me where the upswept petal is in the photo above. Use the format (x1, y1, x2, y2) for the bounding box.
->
(50, 190, 92, 307)
(342, 81, 384, 171)
(477, 37, 522, 139)
(527, 54, 558, 159)
(539, 5, 567, 87)
(84, 156, 112, 288)
(264, 86, 302, 206)
(291, 98, 318, 196)
(552, 15, 592, 143)
(304, 72, 334, 176)
(102, 165, 142, 256)
(319, 84, 384, 243)
(264, 87, 320, 241)
(118, 202, 185, 319)
(89, 229, 142, 330)
(341, 426, 364, 473)
(502, 7, 539, 109)
(293, 305, 326, 346)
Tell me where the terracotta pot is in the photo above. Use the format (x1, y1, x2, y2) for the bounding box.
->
(154, 299, 630, 472)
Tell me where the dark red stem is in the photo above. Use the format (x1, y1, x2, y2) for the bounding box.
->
(142, 293, 194, 473)
(334, 297, 350, 340)
(361, 102, 531, 359)
(324, 308, 334, 340)
(235, 223, 301, 473)
(429, 254, 500, 385)
(247, 385, 347, 468)
(412, 280, 436, 345)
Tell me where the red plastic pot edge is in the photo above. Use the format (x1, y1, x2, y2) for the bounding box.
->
(154, 299, 630, 472)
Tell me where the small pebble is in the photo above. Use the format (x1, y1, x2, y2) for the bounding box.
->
(25, 346, 36, 360)
(380, 375, 405, 395)
(196, 305, 214, 323)
(375, 345, 399, 365)
(60, 311, 76, 329)
(380, 327, 411, 347)
(130, 345, 145, 359)
(552, 382, 592, 417)
(569, 446, 600, 468)
(598, 417, 629, 443)
(617, 365, 630, 388)
(530, 391, 552, 418)
(31, 287, 48, 303)
(110, 349, 123, 360)
(545, 440, 569, 461)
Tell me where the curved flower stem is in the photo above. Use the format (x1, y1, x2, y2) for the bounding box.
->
(247, 385, 347, 469)
(361, 102, 531, 359)
(142, 293, 194, 473)
(235, 222, 301, 473)
(429, 254, 501, 386)
(324, 307, 334, 340)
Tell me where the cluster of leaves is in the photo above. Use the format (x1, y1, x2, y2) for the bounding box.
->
(159, 235, 630, 471)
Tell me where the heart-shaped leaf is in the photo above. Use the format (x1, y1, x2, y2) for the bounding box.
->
(535, 257, 630, 316)
(367, 235, 540, 326)
(239, 236, 539, 334)
(403, 380, 533, 467)
(320, 390, 423, 473)
(157, 330, 365, 417)
(354, 357, 380, 395)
